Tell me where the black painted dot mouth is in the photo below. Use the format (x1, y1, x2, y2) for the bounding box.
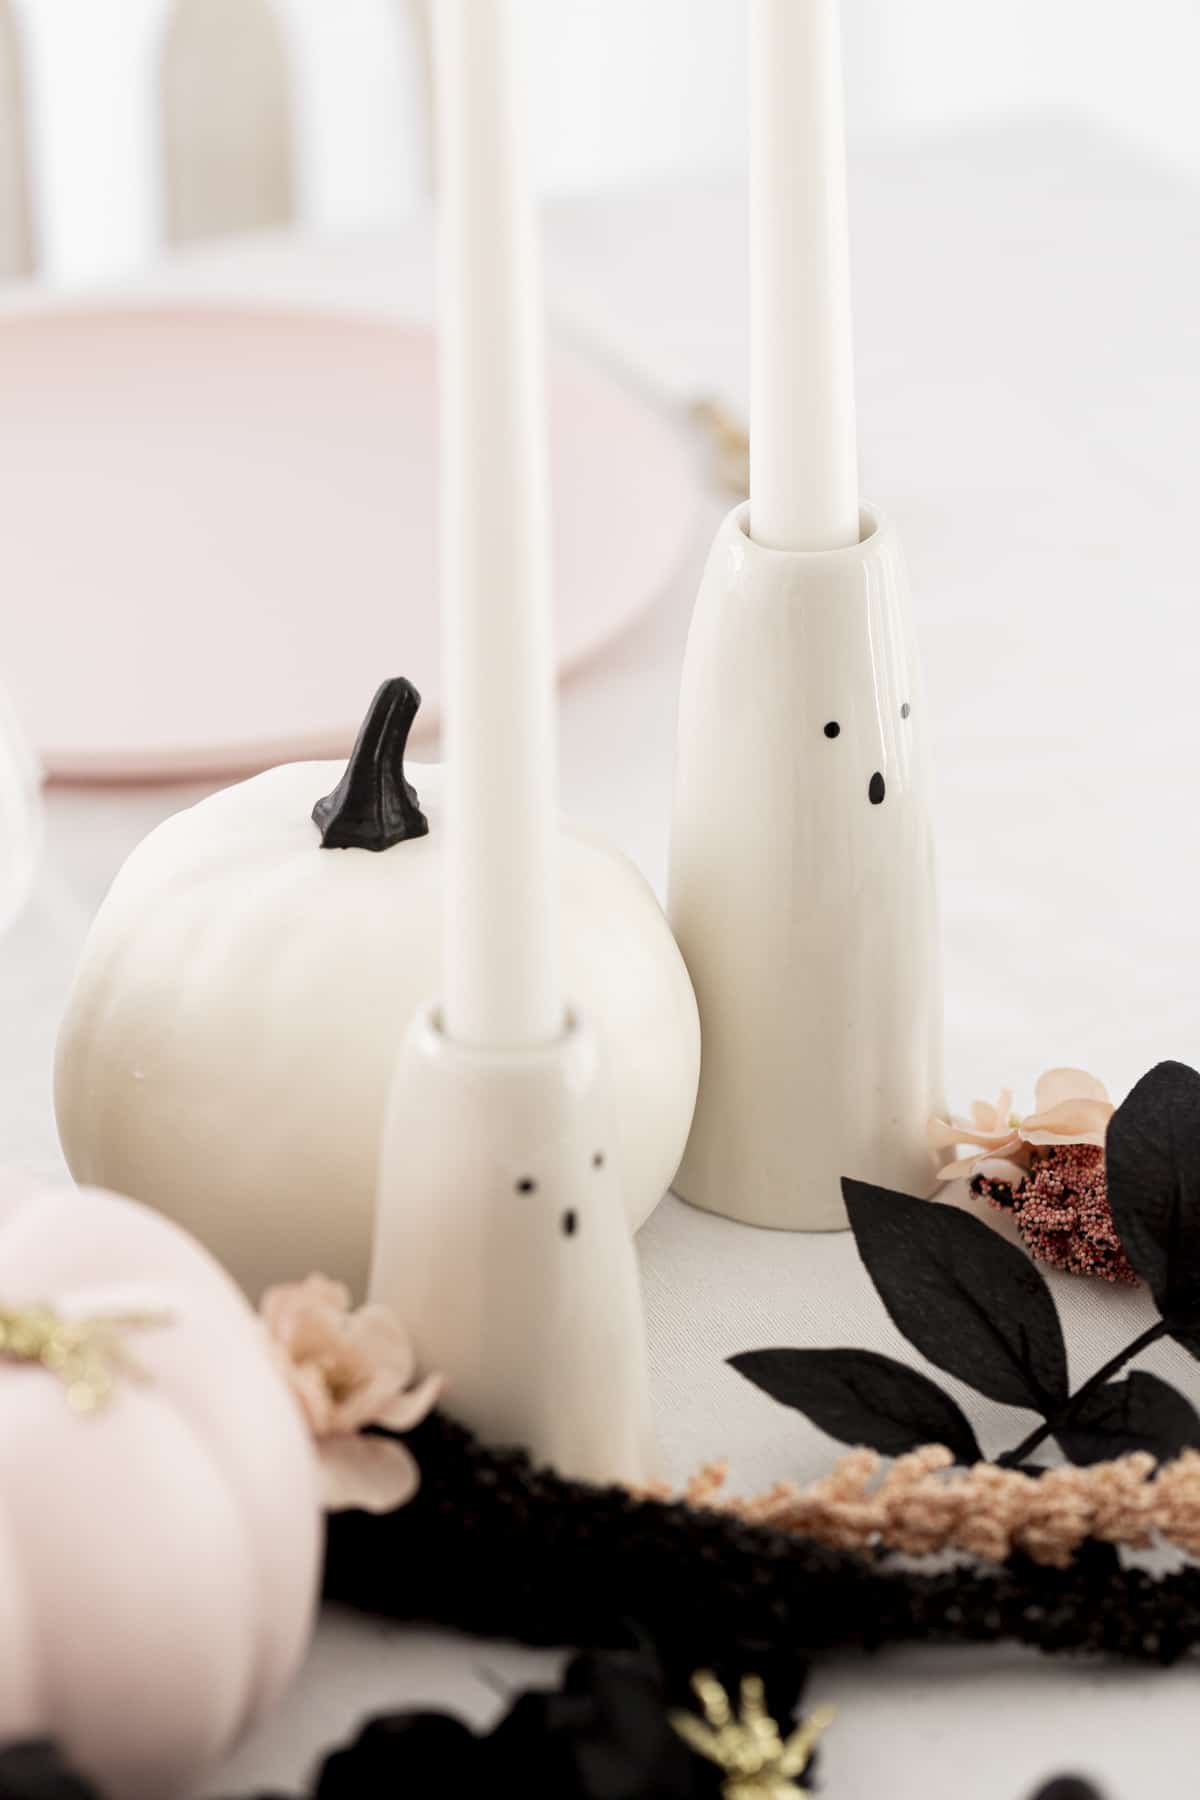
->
(869, 772, 886, 805)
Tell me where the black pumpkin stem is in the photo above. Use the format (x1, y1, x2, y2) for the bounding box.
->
(313, 677, 429, 850)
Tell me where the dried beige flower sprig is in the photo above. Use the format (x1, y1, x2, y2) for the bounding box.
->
(650, 1445, 1200, 1569)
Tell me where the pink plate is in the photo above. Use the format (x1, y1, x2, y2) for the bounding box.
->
(1, 307, 698, 781)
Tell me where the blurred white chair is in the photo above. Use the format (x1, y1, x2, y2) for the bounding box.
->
(0, 2, 38, 927)
(162, 0, 293, 244)
(0, 0, 32, 277)
(1, 0, 428, 284)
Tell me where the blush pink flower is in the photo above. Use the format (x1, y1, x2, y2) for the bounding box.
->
(929, 1069, 1114, 1187)
(928, 1090, 1029, 1187)
(936, 1069, 1133, 1284)
(1017, 1068, 1113, 1149)
(260, 1274, 442, 1514)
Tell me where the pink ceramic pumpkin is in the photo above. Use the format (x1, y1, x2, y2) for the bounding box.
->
(0, 1180, 321, 1799)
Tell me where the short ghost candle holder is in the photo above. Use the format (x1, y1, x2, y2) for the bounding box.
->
(371, 1004, 654, 1486)
(668, 502, 944, 1231)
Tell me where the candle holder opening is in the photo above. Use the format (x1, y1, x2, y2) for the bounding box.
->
(739, 500, 879, 558)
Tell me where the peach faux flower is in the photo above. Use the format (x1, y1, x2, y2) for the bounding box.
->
(927, 1090, 1028, 1186)
(260, 1274, 442, 1514)
(929, 1069, 1113, 1186)
(1018, 1068, 1113, 1148)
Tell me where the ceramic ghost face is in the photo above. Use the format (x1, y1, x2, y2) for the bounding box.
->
(488, 1113, 653, 1481)
(820, 689, 913, 808)
(781, 550, 932, 909)
(370, 1008, 654, 1485)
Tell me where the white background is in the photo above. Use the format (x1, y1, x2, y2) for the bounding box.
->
(6, 0, 1200, 281)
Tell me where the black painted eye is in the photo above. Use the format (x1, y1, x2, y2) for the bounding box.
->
(592, 1151, 605, 1169)
(901, 702, 911, 719)
(561, 1210, 578, 1236)
(823, 721, 840, 739)
(515, 1176, 537, 1194)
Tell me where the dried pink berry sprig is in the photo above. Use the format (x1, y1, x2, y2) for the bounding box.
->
(929, 1070, 1135, 1283)
(976, 1144, 1138, 1285)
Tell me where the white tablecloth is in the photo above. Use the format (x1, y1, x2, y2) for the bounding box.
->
(4, 116, 1200, 1798)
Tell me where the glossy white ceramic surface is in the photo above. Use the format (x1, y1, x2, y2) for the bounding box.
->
(669, 501, 944, 1230)
(370, 1006, 655, 1485)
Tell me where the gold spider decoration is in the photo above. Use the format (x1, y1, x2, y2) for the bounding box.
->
(670, 1669, 834, 1799)
(0, 1303, 169, 1413)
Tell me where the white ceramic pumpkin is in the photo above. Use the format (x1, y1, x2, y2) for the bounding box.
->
(55, 681, 700, 1301)
(0, 1178, 320, 1799)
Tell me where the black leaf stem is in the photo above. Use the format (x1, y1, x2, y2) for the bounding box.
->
(999, 1319, 1169, 1467)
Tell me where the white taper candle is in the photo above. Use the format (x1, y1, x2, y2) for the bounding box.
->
(436, 0, 564, 1049)
(749, 0, 859, 552)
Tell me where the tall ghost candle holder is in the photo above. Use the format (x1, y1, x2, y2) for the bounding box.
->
(369, 0, 655, 1485)
(667, 0, 944, 1230)
(668, 503, 943, 1231)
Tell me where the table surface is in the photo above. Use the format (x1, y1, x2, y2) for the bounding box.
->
(4, 116, 1200, 1799)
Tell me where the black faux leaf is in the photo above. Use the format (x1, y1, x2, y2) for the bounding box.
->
(1054, 1370, 1200, 1466)
(729, 1346, 983, 1463)
(306, 1641, 757, 1800)
(1029, 1779, 1106, 1800)
(1105, 1061, 1200, 1347)
(315, 1715, 483, 1798)
(0, 1744, 99, 1800)
(489, 1646, 720, 1798)
(842, 1180, 1069, 1412)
